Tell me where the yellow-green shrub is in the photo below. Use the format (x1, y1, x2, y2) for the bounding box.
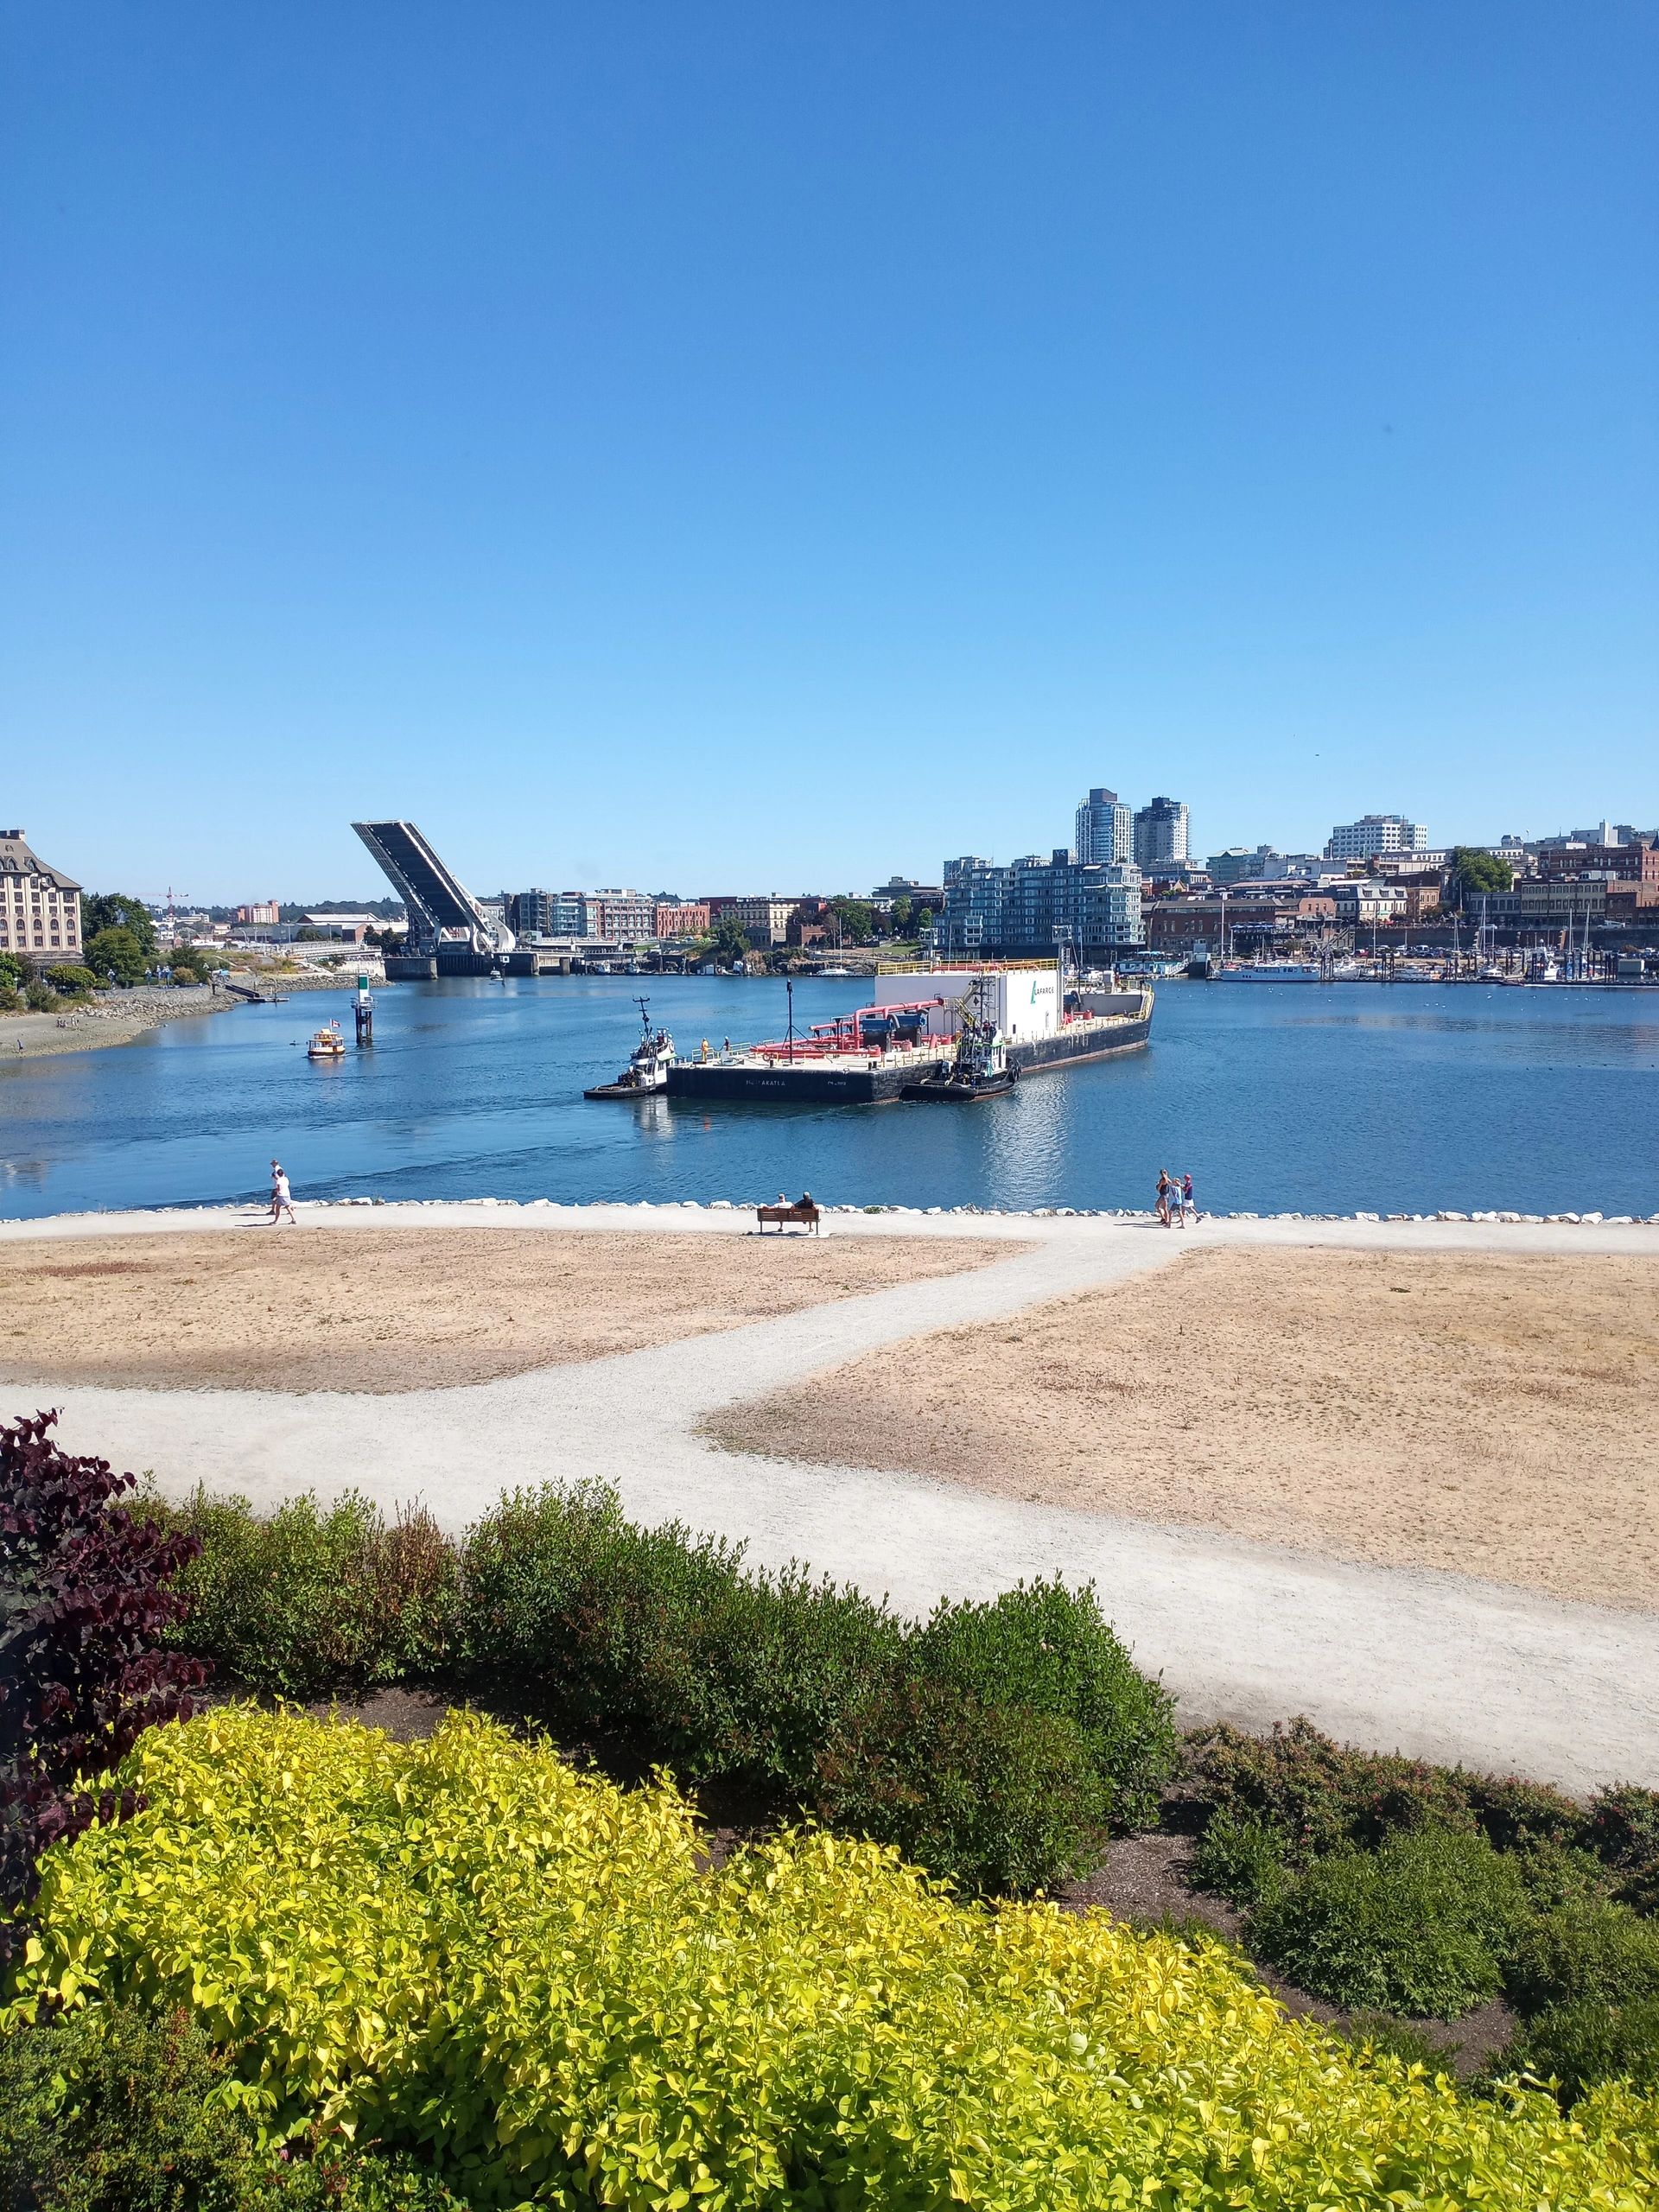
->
(8, 1708, 1658, 2209)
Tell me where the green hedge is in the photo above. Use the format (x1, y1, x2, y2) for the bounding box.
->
(148, 1481, 1178, 1897)
(1505, 1900, 1659, 2017)
(1249, 1827, 1533, 2017)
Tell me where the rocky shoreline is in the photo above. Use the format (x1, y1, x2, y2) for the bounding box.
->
(2, 967, 365, 1060)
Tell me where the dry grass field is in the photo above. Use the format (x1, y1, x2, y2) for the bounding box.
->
(709, 1248, 1659, 1607)
(0, 1228, 1010, 1395)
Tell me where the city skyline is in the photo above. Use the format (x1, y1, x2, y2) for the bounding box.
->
(4, 4, 1656, 900)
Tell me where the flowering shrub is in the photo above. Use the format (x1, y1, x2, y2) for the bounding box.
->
(8, 1707, 1658, 2209)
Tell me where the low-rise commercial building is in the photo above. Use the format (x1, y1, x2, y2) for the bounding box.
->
(653, 901, 710, 938)
(0, 829, 83, 968)
(704, 895, 801, 945)
(1331, 880, 1408, 926)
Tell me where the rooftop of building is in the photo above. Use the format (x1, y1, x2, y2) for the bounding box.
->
(0, 830, 81, 891)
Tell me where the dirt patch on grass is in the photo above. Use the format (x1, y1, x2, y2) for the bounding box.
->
(709, 1248, 1659, 1608)
(0, 1228, 1011, 1395)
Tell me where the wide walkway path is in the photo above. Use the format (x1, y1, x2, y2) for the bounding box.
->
(10, 1200, 1658, 1792)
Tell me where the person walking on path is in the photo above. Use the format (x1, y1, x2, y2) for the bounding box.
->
(1155, 1169, 1174, 1226)
(1181, 1172, 1197, 1225)
(269, 1160, 298, 1225)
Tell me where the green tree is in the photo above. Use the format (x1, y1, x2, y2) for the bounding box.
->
(0, 951, 22, 990)
(84, 925, 149, 986)
(1448, 847, 1513, 899)
(830, 897, 874, 945)
(711, 915, 752, 963)
(81, 893, 156, 956)
(889, 897, 913, 936)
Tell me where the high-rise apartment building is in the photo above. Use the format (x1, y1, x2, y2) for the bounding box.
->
(1075, 787, 1133, 866)
(1325, 814, 1428, 861)
(0, 830, 83, 968)
(1132, 795, 1190, 870)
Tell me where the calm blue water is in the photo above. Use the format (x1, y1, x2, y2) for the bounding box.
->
(2, 976, 1656, 1220)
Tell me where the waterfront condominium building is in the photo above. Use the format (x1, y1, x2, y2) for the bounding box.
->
(585, 889, 658, 941)
(943, 849, 1143, 957)
(1325, 814, 1429, 861)
(0, 828, 83, 968)
(1132, 795, 1190, 870)
(1074, 787, 1134, 866)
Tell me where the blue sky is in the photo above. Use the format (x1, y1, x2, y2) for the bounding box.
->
(3, 3, 1655, 903)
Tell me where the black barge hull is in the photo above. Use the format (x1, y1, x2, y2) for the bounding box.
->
(665, 1005, 1152, 1106)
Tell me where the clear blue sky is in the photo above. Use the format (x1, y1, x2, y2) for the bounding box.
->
(3, 3, 1655, 903)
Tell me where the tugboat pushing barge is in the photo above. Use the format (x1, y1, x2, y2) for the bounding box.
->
(584, 998, 677, 1099)
(901, 974, 1016, 1101)
(665, 962, 1152, 1106)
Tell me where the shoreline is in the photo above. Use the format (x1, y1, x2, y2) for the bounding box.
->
(1, 967, 369, 1059)
(2, 1195, 1656, 1237)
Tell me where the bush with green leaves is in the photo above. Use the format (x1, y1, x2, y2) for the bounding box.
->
(1187, 1716, 1584, 1866)
(1191, 1806, 1288, 1904)
(43, 964, 98, 997)
(1505, 1996, 1659, 2107)
(151, 1481, 1176, 1895)
(1588, 1783, 1659, 1914)
(1505, 1899, 1659, 2017)
(456, 1482, 901, 1798)
(155, 1490, 454, 1700)
(909, 1579, 1177, 1833)
(0, 2000, 467, 2210)
(1249, 1827, 1533, 2016)
(814, 1675, 1109, 1895)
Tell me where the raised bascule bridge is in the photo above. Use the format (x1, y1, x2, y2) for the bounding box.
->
(352, 820, 515, 978)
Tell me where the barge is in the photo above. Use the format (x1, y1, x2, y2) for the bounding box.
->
(664, 965, 1153, 1106)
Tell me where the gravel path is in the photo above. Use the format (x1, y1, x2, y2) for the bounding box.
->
(10, 1199, 1659, 1792)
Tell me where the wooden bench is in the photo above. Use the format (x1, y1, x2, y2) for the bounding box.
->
(755, 1194, 822, 1235)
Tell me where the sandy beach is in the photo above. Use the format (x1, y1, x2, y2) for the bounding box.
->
(0, 1225, 1010, 1393)
(709, 1245, 1659, 1608)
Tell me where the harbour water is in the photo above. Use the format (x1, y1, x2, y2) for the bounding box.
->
(2, 975, 1656, 1222)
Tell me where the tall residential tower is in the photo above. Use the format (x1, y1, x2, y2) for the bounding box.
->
(1075, 787, 1133, 865)
(1132, 795, 1190, 870)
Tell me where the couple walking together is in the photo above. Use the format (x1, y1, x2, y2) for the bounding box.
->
(1156, 1169, 1194, 1227)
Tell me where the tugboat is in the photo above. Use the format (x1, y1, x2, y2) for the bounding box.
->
(305, 1020, 346, 1061)
(901, 978, 1017, 1102)
(584, 997, 677, 1098)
